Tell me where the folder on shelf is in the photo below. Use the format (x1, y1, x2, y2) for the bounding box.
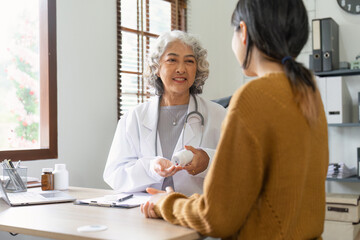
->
(312, 19, 322, 72)
(321, 18, 339, 72)
(316, 76, 327, 114)
(326, 76, 351, 124)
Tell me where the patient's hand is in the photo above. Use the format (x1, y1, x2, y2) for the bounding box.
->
(154, 158, 183, 177)
(141, 187, 174, 219)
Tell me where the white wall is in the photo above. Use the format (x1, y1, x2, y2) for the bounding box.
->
(55, 0, 117, 189)
(22, 0, 117, 190)
(187, 0, 243, 100)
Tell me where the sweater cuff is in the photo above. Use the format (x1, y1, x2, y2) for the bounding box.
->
(154, 192, 188, 220)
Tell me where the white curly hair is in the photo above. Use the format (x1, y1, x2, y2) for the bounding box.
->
(144, 30, 209, 96)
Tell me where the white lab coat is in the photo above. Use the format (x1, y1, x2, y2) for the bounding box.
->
(103, 95, 227, 196)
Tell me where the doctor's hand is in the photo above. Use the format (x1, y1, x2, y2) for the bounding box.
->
(154, 158, 183, 178)
(183, 145, 209, 176)
(141, 187, 174, 219)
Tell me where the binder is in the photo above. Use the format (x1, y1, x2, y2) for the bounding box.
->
(312, 19, 322, 72)
(309, 54, 314, 71)
(321, 18, 339, 72)
(326, 76, 351, 124)
(316, 76, 327, 114)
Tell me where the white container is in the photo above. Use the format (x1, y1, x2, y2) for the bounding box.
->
(171, 150, 194, 167)
(323, 220, 360, 240)
(53, 164, 69, 190)
(325, 193, 360, 223)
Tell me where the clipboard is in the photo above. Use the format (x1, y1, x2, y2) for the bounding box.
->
(74, 192, 150, 209)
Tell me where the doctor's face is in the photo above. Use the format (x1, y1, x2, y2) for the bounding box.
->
(157, 40, 197, 98)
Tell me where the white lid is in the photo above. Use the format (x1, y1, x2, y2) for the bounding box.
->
(42, 168, 53, 173)
(54, 164, 66, 170)
(326, 193, 360, 205)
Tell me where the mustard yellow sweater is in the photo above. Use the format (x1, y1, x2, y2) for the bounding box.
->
(154, 73, 329, 240)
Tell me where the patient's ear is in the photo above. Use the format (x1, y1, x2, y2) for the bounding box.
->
(239, 21, 247, 45)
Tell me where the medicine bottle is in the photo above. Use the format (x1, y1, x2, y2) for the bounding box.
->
(41, 168, 54, 191)
(53, 164, 69, 190)
(171, 150, 194, 167)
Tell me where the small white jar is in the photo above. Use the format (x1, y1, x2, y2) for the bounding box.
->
(53, 164, 69, 190)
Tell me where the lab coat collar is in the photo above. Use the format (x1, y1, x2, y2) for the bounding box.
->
(143, 96, 160, 131)
(143, 96, 162, 156)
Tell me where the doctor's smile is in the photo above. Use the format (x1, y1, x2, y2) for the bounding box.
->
(172, 77, 187, 82)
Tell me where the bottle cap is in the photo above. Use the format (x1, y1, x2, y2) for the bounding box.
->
(54, 164, 66, 170)
(42, 168, 53, 173)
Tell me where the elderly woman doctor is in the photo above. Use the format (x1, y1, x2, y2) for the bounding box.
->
(103, 31, 226, 196)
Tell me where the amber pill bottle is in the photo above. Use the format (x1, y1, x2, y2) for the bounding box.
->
(41, 168, 54, 191)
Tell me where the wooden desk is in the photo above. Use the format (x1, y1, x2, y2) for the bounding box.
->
(0, 187, 200, 240)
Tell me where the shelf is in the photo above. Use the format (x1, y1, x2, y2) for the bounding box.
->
(328, 123, 360, 127)
(315, 69, 360, 77)
(327, 177, 360, 182)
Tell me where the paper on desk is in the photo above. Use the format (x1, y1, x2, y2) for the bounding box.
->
(76, 192, 151, 208)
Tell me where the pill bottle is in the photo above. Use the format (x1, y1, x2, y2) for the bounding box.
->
(53, 164, 69, 190)
(171, 150, 194, 167)
(41, 168, 54, 191)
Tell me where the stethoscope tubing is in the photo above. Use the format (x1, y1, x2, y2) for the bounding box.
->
(155, 94, 204, 156)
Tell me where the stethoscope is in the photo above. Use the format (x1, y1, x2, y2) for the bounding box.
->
(155, 94, 204, 156)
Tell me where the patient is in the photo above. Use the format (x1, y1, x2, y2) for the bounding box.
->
(141, 0, 329, 239)
(103, 31, 226, 196)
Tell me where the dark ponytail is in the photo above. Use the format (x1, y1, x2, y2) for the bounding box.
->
(283, 58, 319, 125)
(231, 0, 320, 125)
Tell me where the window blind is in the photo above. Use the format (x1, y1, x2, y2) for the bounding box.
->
(117, 0, 187, 118)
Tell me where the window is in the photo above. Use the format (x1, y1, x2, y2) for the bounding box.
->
(0, 0, 57, 161)
(117, 0, 187, 118)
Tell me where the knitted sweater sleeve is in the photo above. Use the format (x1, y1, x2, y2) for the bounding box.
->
(154, 88, 265, 238)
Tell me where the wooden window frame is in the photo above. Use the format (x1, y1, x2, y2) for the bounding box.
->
(117, 0, 187, 119)
(0, 0, 58, 161)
